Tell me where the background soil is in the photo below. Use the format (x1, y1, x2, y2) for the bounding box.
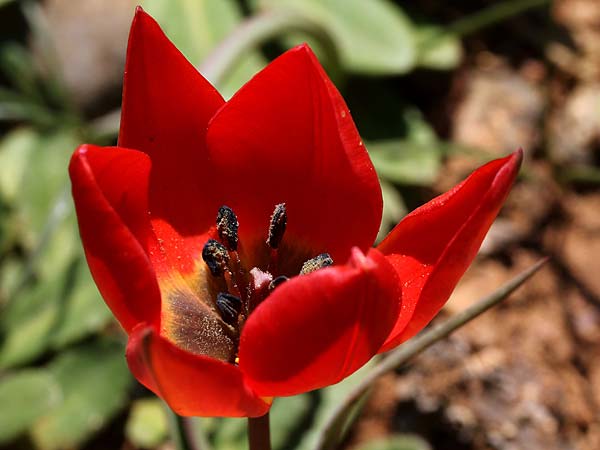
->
(351, 1, 600, 448)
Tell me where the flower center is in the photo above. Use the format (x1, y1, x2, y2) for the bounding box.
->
(201, 204, 333, 341)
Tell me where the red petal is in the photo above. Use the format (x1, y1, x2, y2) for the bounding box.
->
(119, 8, 225, 276)
(239, 248, 399, 397)
(206, 44, 382, 261)
(126, 325, 271, 417)
(378, 150, 522, 351)
(69, 145, 161, 332)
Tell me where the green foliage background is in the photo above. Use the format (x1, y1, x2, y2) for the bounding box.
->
(0, 1, 551, 449)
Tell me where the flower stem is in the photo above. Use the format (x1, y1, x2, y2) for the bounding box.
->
(199, 9, 338, 89)
(248, 412, 272, 450)
(167, 409, 200, 450)
(314, 258, 548, 450)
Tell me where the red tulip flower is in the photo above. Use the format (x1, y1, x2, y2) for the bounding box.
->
(69, 8, 521, 418)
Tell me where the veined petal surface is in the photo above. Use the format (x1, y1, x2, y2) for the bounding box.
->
(207, 45, 382, 262)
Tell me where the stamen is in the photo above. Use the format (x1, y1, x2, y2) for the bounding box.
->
(202, 239, 229, 276)
(216, 292, 242, 326)
(267, 203, 287, 249)
(300, 253, 333, 275)
(268, 275, 289, 291)
(216, 205, 239, 251)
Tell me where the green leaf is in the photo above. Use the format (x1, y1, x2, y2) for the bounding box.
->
(31, 340, 133, 450)
(415, 25, 462, 70)
(17, 129, 78, 243)
(0, 278, 64, 368)
(49, 259, 111, 349)
(354, 435, 432, 450)
(126, 399, 169, 449)
(0, 370, 61, 444)
(369, 140, 441, 185)
(0, 127, 37, 203)
(368, 108, 442, 185)
(0, 43, 42, 101)
(0, 215, 86, 368)
(140, 0, 265, 98)
(255, 0, 417, 74)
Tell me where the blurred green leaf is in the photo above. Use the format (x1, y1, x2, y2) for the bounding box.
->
(0, 214, 85, 368)
(255, 0, 417, 74)
(31, 340, 132, 450)
(0, 257, 23, 301)
(0, 127, 37, 203)
(49, 259, 111, 349)
(0, 278, 64, 368)
(0, 43, 42, 101)
(140, 0, 265, 98)
(17, 129, 78, 243)
(354, 435, 432, 450)
(369, 140, 441, 185)
(416, 25, 462, 70)
(0, 370, 61, 444)
(126, 399, 169, 449)
(368, 108, 442, 185)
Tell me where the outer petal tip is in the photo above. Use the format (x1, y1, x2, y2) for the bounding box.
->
(378, 151, 521, 350)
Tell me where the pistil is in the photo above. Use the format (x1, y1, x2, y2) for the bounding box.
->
(201, 204, 334, 335)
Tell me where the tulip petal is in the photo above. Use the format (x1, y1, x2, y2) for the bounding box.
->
(207, 44, 382, 262)
(126, 325, 271, 417)
(119, 8, 225, 276)
(377, 150, 522, 351)
(69, 145, 161, 332)
(239, 248, 399, 397)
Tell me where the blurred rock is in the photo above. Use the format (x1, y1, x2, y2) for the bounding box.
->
(35, 0, 137, 111)
(452, 59, 545, 156)
(555, 193, 600, 299)
(552, 0, 600, 81)
(393, 250, 600, 450)
(547, 83, 600, 165)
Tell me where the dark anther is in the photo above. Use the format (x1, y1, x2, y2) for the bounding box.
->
(300, 253, 333, 275)
(202, 239, 230, 276)
(216, 292, 242, 326)
(268, 275, 289, 291)
(216, 205, 239, 251)
(267, 203, 287, 249)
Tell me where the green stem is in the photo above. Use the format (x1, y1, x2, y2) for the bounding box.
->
(248, 412, 272, 450)
(418, 0, 550, 56)
(199, 9, 338, 89)
(447, 0, 550, 37)
(168, 409, 200, 450)
(314, 258, 548, 450)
